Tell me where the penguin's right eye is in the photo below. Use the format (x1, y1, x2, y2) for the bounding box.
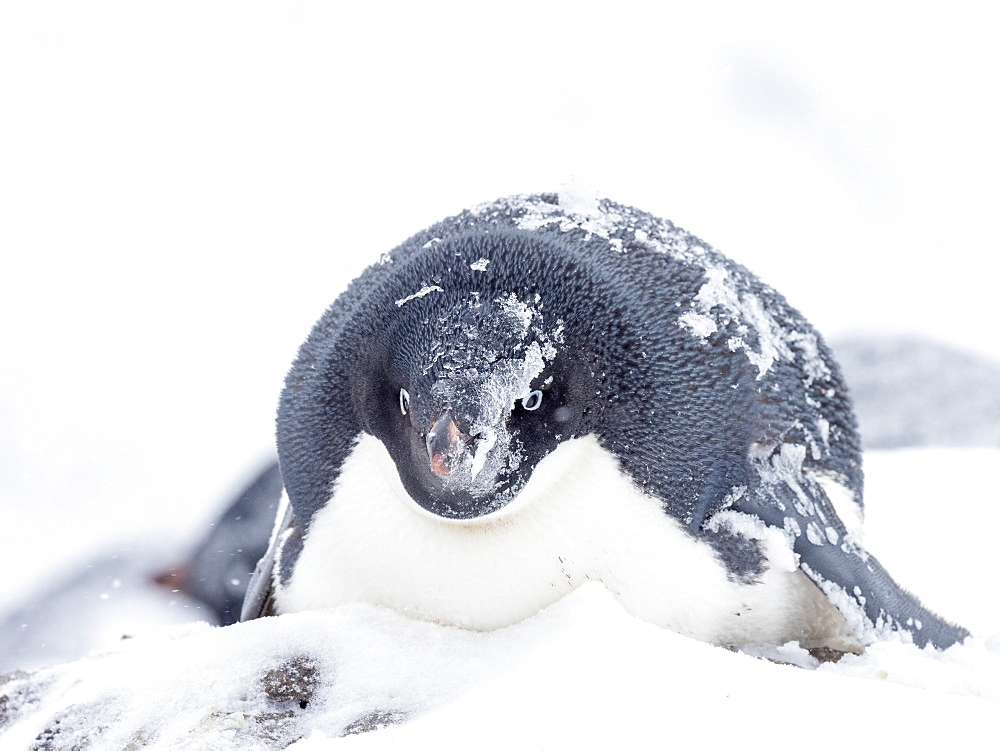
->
(399, 388, 410, 416)
(521, 390, 543, 411)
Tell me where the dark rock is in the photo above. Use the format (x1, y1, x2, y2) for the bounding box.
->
(807, 646, 846, 664)
(30, 703, 107, 750)
(260, 656, 319, 708)
(341, 709, 409, 736)
(1, 669, 42, 730)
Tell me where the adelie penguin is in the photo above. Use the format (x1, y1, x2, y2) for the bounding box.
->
(241, 191, 968, 652)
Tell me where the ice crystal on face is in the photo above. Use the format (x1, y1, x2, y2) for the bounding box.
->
(421, 293, 560, 494)
(496, 293, 535, 337)
(468, 426, 498, 481)
(470, 258, 490, 272)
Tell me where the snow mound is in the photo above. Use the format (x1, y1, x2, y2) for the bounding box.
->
(2, 584, 997, 749)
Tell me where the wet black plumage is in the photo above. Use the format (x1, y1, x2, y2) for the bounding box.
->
(244, 192, 967, 650)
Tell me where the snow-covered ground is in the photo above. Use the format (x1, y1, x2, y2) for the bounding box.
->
(2, 575, 999, 749)
(2, 2, 999, 747)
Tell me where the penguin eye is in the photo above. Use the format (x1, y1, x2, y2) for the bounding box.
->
(521, 390, 543, 411)
(399, 388, 410, 416)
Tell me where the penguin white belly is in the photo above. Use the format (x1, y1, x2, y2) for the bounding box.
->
(279, 434, 858, 649)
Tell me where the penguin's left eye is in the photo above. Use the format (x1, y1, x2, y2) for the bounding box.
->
(521, 390, 543, 411)
(399, 388, 410, 416)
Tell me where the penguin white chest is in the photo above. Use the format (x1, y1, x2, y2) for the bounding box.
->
(278, 433, 855, 648)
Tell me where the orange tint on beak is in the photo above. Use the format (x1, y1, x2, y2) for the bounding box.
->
(427, 413, 466, 476)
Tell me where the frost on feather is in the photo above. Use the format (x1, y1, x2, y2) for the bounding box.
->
(419, 292, 560, 497)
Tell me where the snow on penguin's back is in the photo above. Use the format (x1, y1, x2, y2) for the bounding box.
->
(252, 189, 966, 651)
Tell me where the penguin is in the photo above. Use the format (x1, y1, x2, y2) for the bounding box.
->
(158, 461, 284, 625)
(241, 191, 968, 651)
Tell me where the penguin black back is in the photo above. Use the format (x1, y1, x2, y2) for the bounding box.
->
(249, 192, 966, 651)
(281, 196, 859, 526)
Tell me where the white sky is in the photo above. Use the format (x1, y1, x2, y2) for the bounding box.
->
(1, 1, 998, 601)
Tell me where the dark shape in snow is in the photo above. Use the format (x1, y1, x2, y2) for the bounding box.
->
(832, 335, 1000, 450)
(0, 551, 212, 674)
(341, 709, 409, 736)
(158, 461, 283, 625)
(259, 655, 319, 708)
(0, 669, 40, 731)
(0, 463, 282, 673)
(243, 191, 968, 651)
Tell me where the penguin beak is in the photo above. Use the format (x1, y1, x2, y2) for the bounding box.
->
(426, 412, 470, 477)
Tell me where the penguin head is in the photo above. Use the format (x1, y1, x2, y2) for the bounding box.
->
(351, 289, 599, 520)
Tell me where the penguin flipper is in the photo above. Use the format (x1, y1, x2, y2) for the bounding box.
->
(239, 501, 295, 622)
(734, 476, 969, 650)
(794, 531, 969, 650)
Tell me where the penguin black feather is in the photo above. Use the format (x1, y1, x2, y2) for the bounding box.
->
(244, 192, 968, 650)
